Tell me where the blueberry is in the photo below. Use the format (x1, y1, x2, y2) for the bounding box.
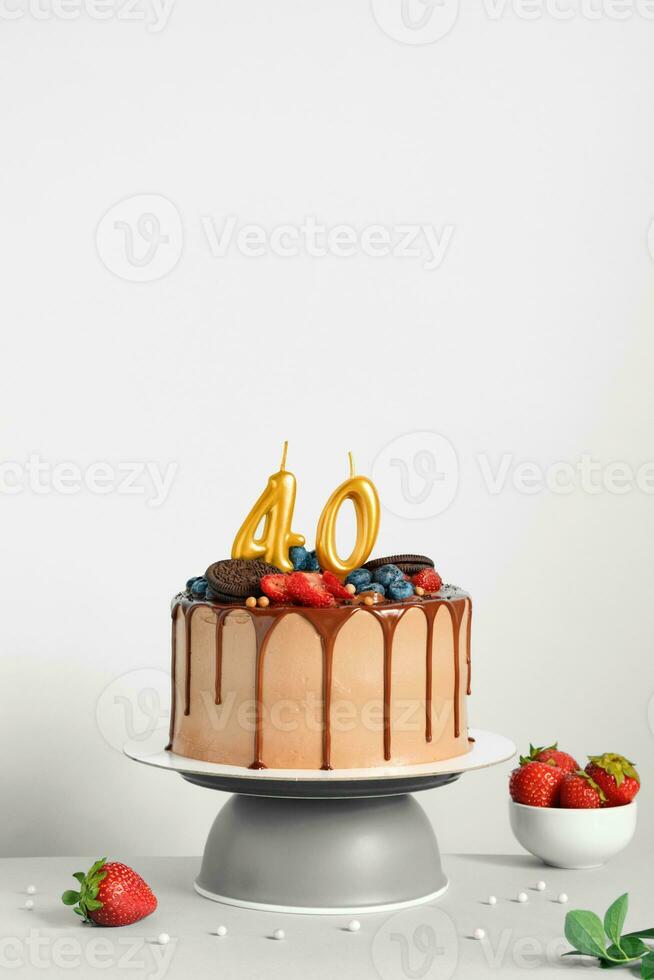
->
(388, 579, 415, 601)
(346, 568, 372, 592)
(191, 577, 208, 597)
(289, 546, 309, 570)
(364, 582, 386, 596)
(303, 550, 320, 572)
(186, 576, 200, 591)
(372, 564, 403, 588)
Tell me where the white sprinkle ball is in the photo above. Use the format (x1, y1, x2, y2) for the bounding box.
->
(216, 925, 228, 937)
(347, 920, 361, 932)
(517, 892, 528, 903)
(474, 928, 486, 941)
(536, 881, 546, 892)
(488, 896, 497, 906)
(26, 885, 36, 895)
(558, 893, 569, 904)
(273, 928, 285, 941)
(157, 933, 170, 945)
(24, 900, 34, 910)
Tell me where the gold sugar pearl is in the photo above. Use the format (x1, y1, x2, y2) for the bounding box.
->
(345, 583, 357, 595)
(363, 596, 374, 606)
(245, 596, 257, 608)
(415, 586, 425, 596)
(257, 595, 270, 608)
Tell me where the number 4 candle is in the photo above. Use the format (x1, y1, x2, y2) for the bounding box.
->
(231, 442, 305, 573)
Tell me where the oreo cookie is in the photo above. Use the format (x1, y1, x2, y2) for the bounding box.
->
(205, 558, 281, 604)
(363, 554, 434, 577)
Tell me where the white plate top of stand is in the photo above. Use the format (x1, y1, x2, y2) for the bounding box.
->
(125, 728, 515, 783)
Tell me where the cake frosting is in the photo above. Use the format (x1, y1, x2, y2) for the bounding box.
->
(167, 586, 472, 770)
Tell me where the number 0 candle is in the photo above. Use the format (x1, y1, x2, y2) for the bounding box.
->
(315, 452, 380, 579)
(231, 442, 305, 573)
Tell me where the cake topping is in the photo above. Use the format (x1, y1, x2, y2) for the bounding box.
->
(387, 579, 415, 601)
(289, 546, 320, 572)
(287, 572, 336, 608)
(205, 558, 281, 603)
(364, 554, 435, 576)
(260, 573, 293, 604)
(411, 568, 443, 593)
(322, 571, 352, 600)
(345, 568, 373, 593)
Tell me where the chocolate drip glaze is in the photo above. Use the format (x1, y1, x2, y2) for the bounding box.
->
(168, 589, 471, 769)
(465, 597, 473, 696)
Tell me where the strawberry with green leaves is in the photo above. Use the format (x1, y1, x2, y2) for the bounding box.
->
(510, 760, 565, 807)
(62, 858, 157, 926)
(521, 741, 579, 773)
(585, 754, 640, 807)
(560, 770, 606, 808)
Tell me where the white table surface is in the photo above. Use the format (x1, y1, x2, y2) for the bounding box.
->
(1, 846, 651, 979)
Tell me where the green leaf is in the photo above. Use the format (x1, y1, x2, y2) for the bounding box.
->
(85, 898, 103, 911)
(73, 872, 86, 885)
(565, 910, 609, 960)
(73, 907, 85, 917)
(625, 930, 654, 941)
(642, 952, 654, 979)
(620, 937, 649, 958)
(62, 890, 80, 906)
(604, 894, 629, 947)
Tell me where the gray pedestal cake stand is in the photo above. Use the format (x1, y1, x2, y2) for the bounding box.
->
(125, 729, 515, 915)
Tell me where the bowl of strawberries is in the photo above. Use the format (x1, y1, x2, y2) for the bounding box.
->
(508, 744, 639, 869)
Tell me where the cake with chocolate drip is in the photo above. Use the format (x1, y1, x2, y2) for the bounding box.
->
(166, 448, 473, 770)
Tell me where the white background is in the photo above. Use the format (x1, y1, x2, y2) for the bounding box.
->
(2, 0, 653, 859)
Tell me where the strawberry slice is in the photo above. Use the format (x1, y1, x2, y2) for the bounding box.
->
(287, 572, 336, 608)
(412, 568, 443, 592)
(322, 571, 351, 600)
(260, 574, 292, 604)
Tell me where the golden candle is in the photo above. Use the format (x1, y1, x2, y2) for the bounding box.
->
(231, 442, 305, 573)
(315, 452, 380, 579)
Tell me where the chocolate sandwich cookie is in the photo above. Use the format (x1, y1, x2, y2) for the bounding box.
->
(363, 554, 435, 577)
(205, 558, 281, 604)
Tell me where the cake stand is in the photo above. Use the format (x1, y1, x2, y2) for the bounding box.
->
(125, 729, 515, 915)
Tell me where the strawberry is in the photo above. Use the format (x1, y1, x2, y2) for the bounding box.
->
(322, 570, 351, 600)
(521, 741, 578, 773)
(260, 573, 292, 604)
(287, 572, 336, 608)
(509, 761, 565, 807)
(62, 858, 157, 926)
(412, 568, 443, 593)
(585, 754, 640, 807)
(559, 770, 606, 809)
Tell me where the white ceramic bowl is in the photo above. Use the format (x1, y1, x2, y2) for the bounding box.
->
(509, 800, 637, 869)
